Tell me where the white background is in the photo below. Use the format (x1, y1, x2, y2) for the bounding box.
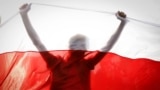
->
(0, 0, 160, 60)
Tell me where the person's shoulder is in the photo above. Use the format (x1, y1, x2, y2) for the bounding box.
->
(84, 50, 97, 58)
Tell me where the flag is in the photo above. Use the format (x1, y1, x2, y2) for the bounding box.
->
(0, 2, 160, 90)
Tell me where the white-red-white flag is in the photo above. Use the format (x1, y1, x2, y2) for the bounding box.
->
(0, 4, 160, 90)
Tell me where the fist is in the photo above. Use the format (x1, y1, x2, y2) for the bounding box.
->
(19, 3, 32, 13)
(116, 11, 127, 21)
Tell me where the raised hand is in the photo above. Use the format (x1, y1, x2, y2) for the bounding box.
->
(19, 3, 32, 14)
(116, 11, 127, 21)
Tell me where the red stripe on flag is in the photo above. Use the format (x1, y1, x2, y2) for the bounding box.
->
(0, 51, 160, 90)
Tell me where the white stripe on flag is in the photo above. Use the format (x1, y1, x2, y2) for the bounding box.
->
(0, 5, 160, 61)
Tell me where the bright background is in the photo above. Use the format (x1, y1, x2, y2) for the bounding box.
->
(0, 0, 160, 60)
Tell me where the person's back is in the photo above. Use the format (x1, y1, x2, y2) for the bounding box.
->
(50, 51, 90, 90)
(41, 50, 105, 90)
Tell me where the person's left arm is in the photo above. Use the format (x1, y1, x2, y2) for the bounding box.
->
(86, 11, 128, 67)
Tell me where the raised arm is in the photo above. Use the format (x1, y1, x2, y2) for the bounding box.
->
(19, 3, 47, 51)
(19, 3, 59, 68)
(85, 11, 127, 68)
(101, 11, 127, 52)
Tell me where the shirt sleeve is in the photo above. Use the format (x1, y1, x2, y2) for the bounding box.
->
(84, 51, 106, 70)
(39, 51, 61, 68)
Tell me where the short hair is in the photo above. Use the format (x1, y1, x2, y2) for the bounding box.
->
(69, 34, 87, 44)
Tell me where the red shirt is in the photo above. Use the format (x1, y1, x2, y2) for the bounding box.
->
(40, 50, 106, 90)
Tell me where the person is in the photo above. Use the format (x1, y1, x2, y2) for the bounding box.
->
(19, 3, 127, 90)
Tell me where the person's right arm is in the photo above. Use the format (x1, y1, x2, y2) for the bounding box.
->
(19, 3, 59, 67)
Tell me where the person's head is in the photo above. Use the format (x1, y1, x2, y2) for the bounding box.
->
(69, 34, 88, 50)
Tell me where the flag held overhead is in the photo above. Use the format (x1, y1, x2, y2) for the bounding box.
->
(0, 1, 160, 90)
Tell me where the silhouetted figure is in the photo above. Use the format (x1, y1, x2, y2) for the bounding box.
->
(19, 3, 127, 90)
